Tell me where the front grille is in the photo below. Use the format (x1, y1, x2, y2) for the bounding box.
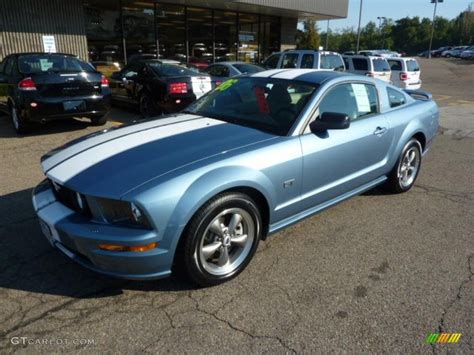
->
(49, 179, 91, 216)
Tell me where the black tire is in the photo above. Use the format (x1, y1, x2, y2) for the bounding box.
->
(90, 114, 107, 126)
(384, 138, 422, 194)
(139, 92, 158, 118)
(180, 192, 262, 287)
(10, 104, 28, 134)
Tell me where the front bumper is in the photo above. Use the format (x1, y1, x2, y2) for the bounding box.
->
(32, 180, 172, 280)
(21, 94, 111, 122)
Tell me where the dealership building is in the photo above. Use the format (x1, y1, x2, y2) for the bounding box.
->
(0, 0, 348, 65)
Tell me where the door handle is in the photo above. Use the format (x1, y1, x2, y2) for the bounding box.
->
(373, 126, 388, 136)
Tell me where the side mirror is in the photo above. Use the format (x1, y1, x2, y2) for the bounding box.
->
(310, 112, 350, 133)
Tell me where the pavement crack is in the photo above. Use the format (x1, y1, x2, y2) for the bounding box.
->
(188, 293, 297, 353)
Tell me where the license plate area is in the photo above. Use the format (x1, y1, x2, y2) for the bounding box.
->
(191, 77, 212, 98)
(63, 100, 86, 111)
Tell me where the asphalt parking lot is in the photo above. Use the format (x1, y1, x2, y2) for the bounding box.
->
(0, 58, 472, 353)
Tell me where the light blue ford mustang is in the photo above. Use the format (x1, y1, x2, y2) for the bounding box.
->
(32, 70, 439, 286)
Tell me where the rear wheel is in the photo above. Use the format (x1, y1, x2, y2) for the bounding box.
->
(384, 138, 422, 193)
(139, 93, 159, 117)
(90, 114, 107, 126)
(10, 104, 28, 134)
(181, 192, 262, 286)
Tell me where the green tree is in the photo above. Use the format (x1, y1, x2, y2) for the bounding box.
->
(297, 19, 321, 49)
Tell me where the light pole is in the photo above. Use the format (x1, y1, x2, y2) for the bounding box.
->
(377, 16, 387, 49)
(428, 0, 444, 58)
(325, 20, 330, 50)
(356, 0, 364, 52)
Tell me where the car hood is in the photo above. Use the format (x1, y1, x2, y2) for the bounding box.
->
(42, 114, 275, 198)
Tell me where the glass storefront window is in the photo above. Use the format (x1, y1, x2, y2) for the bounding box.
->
(214, 11, 237, 62)
(238, 13, 259, 63)
(156, 3, 186, 61)
(121, 0, 155, 62)
(187, 7, 213, 69)
(260, 16, 280, 62)
(83, 0, 123, 64)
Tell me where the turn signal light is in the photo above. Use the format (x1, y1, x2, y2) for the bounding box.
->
(98, 242, 158, 252)
(169, 82, 187, 94)
(18, 77, 37, 90)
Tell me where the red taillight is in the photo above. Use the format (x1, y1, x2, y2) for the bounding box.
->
(168, 82, 188, 94)
(101, 75, 109, 87)
(215, 81, 222, 86)
(399, 72, 408, 81)
(365, 72, 375, 77)
(18, 77, 36, 90)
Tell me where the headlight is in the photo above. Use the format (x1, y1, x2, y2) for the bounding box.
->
(87, 197, 152, 229)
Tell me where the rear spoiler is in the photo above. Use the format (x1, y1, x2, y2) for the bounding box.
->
(403, 89, 433, 101)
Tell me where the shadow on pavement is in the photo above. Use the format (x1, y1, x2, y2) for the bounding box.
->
(0, 188, 196, 299)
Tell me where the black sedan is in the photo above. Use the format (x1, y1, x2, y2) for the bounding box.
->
(0, 53, 111, 133)
(109, 60, 213, 117)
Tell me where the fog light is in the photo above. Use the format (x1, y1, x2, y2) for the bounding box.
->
(98, 242, 158, 252)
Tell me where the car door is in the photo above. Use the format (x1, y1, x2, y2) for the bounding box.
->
(298, 82, 393, 211)
(0, 57, 8, 111)
(109, 62, 142, 104)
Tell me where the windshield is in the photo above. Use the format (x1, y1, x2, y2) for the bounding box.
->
(233, 64, 264, 74)
(18, 54, 94, 74)
(148, 63, 197, 77)
(185, 77, 318, 135)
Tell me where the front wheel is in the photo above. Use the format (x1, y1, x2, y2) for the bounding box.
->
(181, 192, 262, 286)
(90, 114, 107, 126)
(384, 138, 422, 193)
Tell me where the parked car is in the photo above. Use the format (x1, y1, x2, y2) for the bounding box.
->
(387, 57, 422, 90)
(418, 50, 432, 58)
(343, 55, 391, 82)
(441, 46, 469, 58)
(431, 46, 453, 57)
(460, 46, 474, 60)
(109, 59, 213, 116)
(0, 53, 111, 133)
(276, 50, 345, 71)
(33, 70, 439, 286)
(203, 62, 264, 85)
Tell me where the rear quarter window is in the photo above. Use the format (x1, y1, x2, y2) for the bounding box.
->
(387, 87, 407, 108)
(388, 60, 403, 71)
(352, 58, 369, 71)
(406, 60, 420, 72)
(372, 58, 390, 72)
(320, 54, 345, 70)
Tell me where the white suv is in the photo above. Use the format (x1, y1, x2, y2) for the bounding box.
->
(343, 55, 391, 82)
(263, 50, 345, 71)
(387, 57, 422, 89)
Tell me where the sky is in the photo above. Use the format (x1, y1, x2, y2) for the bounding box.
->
(324, 0, 473, 31)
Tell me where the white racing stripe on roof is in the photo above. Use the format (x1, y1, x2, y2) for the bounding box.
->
(42, 114, 201, 172)
(270, 69, 319, 80)
(47, 118, 225, 184)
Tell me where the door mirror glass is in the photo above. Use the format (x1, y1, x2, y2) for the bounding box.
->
(310, 112, 350, 133)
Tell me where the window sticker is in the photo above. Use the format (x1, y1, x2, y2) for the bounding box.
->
(216, 78, 238, 91)
(39, 59, 53, 71)
(351, 84, 371, 112)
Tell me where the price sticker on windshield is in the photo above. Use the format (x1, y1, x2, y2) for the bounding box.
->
(216, 78, 238, 91)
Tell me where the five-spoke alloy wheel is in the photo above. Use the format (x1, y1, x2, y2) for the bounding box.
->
(181, 192, 262, 286)
(385, 138, 422, 193)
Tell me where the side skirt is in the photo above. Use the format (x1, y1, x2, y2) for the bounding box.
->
(267, 176, 387, 236)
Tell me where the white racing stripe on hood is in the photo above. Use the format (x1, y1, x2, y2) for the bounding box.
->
(47, 117, 225, 184)
(41, 114, 202, 172)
